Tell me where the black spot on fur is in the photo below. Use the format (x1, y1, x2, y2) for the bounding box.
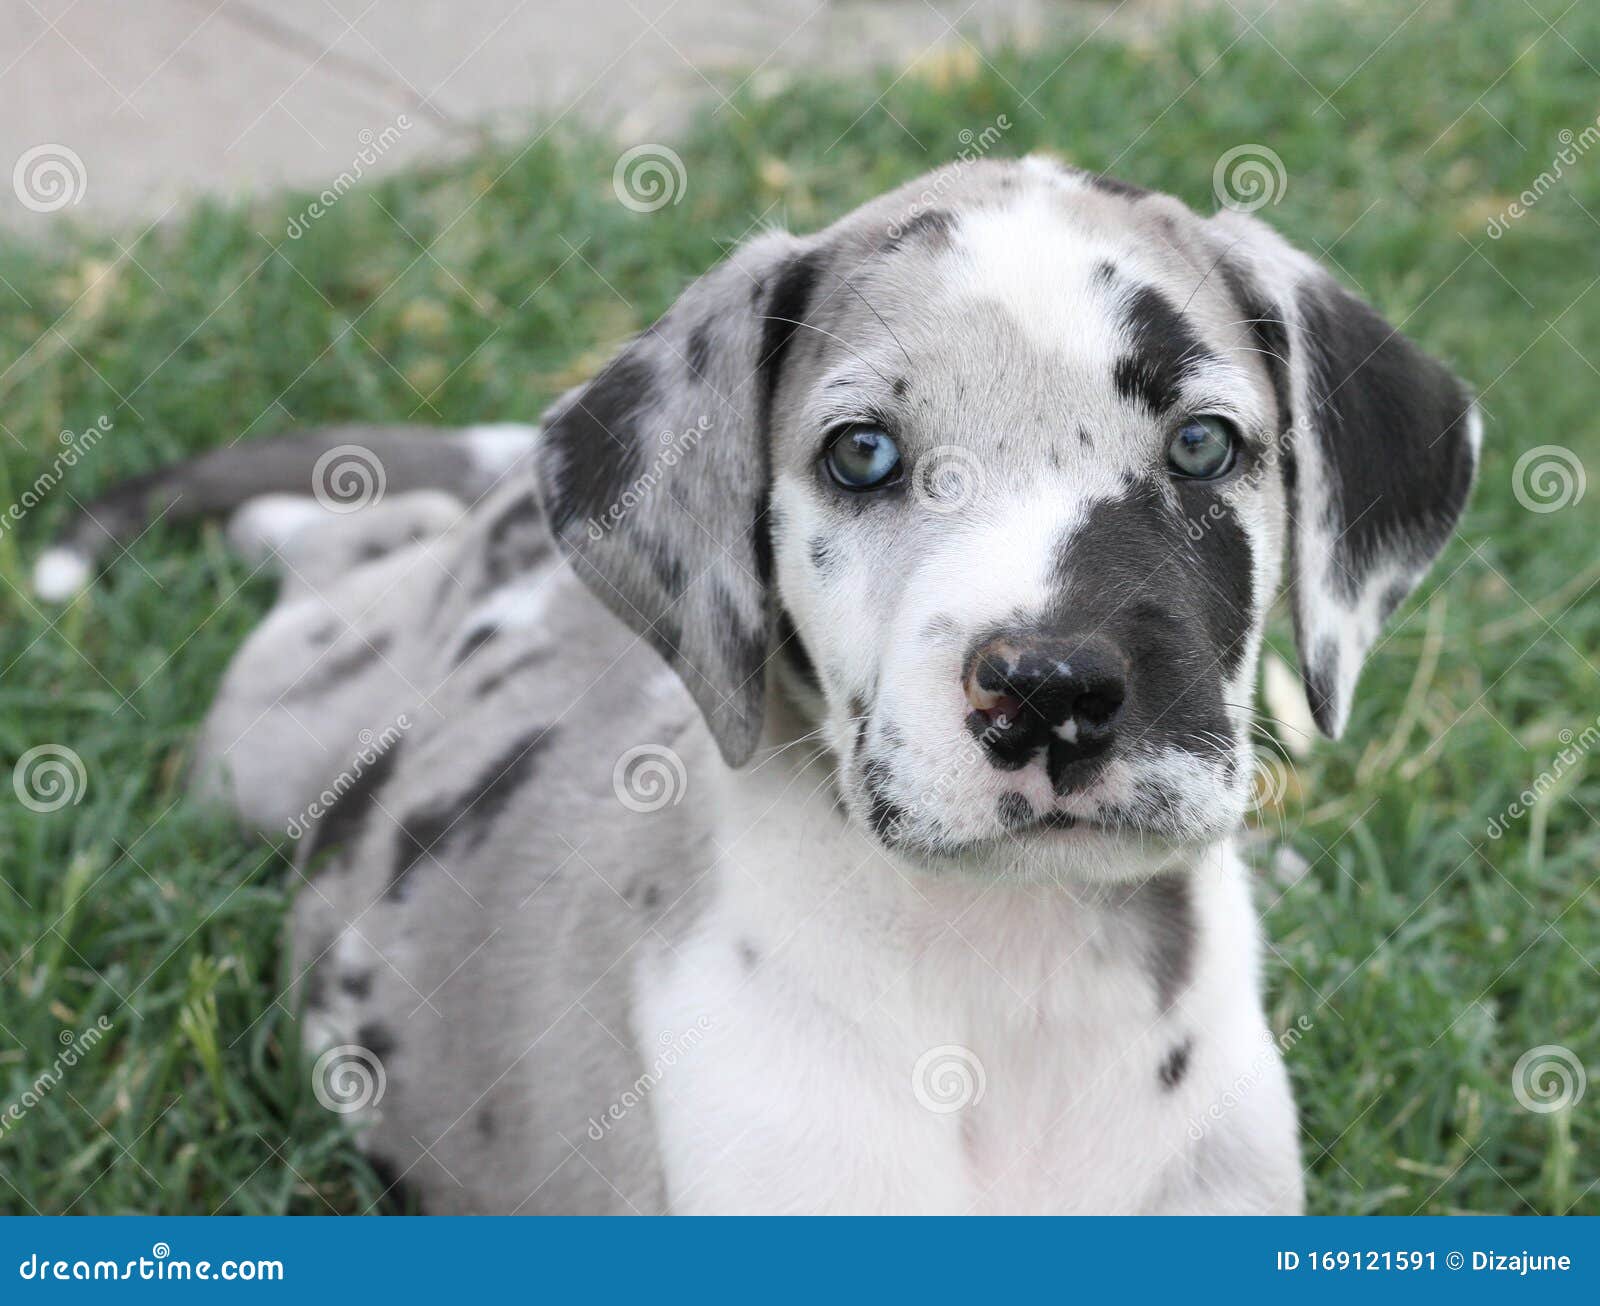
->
(387, 726, 556, 900)
(301, 738, 404, 871)
(541, 354, 656, 539)
(1126, 873, 1195, 1013)
(1218, 260, 1291, 432)
(356, 1020, 397, 1060)
(892, 376, 910, 400)
(476, 1108, 497, 1139)
(758, 249, 824, 436)
(686, 318, 714, 382)
(291, 633, 391, 695)
(776, 605, 822, 695)
(1297, 281, 1475, 602)
(1050, 488, 1237, 768)
(1112, 284, 1213, 415)
(641, 883, 661, 910)
(481, 490, 549, 592)
(339, 971, 374, 999)
(883, 208, 954, 253)
(1081, 170, 1150, 200)
(303, 948, 331, 1010)
(453, 623, 498, 667)
(737, 939, 761, 972)
(472, 646, 555, 700)
(1159, 1037, 1193, 1090)
(862, 756, 909, 845)
(997, 792, 1034, 829)
(808, 535, 836, 575)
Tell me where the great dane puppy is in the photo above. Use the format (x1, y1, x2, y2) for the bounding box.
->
(39, 155, 1478, 1214)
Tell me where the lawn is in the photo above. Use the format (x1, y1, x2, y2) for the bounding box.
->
(0, 0, 1595, 1215)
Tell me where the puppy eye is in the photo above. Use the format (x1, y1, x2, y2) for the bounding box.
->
(1166, 415, 1237, 480)
(823, 425, 903, 491)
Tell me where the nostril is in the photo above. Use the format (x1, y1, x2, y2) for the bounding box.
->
(1072, 687, 1125, 733)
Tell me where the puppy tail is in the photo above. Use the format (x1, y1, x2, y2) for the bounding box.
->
(32, 422, 539, 602)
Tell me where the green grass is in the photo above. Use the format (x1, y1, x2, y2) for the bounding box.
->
(1, 0, 1596, 1215)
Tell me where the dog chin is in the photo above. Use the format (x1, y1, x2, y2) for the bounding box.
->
(868, 808, 1205, 884)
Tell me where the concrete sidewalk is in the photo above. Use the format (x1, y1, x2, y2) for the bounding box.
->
(1, 0, 1124, 233)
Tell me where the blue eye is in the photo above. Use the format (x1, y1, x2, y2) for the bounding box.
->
(824, 426, 903, 490)
(1167, 415, 1237, 479)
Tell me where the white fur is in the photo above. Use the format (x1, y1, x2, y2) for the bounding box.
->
(463, 423, 540, 477)
(633, 743, 1301, 1214)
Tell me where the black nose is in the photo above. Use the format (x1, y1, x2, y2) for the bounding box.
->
(963, 633, 1128, 792)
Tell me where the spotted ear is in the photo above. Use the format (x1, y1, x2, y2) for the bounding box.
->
(535, 230, 822, 766)
(1213, 211, 1480, 737)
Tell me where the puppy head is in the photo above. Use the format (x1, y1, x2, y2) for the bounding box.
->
(536, 156, 1477, 879)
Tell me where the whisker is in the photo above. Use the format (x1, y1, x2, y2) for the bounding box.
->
(756, 316, 893, 388)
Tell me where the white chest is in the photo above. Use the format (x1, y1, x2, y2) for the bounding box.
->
(628, 790, 1258, 1214)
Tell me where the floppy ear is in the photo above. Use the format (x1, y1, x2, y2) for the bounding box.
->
(534, 230, 822, 766)
(1212, 211, 1480, 738)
